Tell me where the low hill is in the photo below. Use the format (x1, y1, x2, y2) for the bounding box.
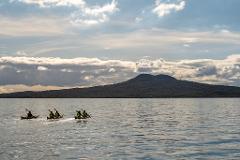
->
(1, 74, 240, 98)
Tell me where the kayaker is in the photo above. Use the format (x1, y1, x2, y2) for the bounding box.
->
(54, 108, 61, 118)
(27, 110, 33, 118)
(82, 110, 90, 118)
(48, 109, 55, 119)
(76, 110, 82, 119)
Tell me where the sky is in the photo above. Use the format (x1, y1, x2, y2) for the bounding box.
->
(0, 0, 240, 93)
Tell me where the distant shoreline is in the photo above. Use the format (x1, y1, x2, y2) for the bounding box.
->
(1, 74, 240, 98)
(1, 97, 240, 99)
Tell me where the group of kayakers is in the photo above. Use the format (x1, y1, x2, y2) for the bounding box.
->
(75, 110, 91, 119)
(47, 108, 63, 119)
(21, 108, 91, 120)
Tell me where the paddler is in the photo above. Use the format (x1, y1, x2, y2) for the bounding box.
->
(48, 109, 55, 119)
(82, 110, 90, 119)
(54, 108, 61, 118)
(26, 109, 33, 118)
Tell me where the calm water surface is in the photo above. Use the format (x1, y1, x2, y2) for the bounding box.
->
(0, 98, 240, 160)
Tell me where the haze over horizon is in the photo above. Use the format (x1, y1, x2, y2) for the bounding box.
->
(0, 0, 240, 93)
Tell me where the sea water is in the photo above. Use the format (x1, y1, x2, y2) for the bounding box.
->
(0, 98, 240, 160)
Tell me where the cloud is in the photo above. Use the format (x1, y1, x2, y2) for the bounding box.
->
(17, 0, 86, 8)
(0, 84, 69, 94)
(0, 56, 135, 88)
(14, 0, 118, 27)
(82, 29, 240, 54)
(16, 51, 28, 56)
(153, 0, 186, 17)
(0, 55, 240, 93)
(1, 27, 240, 60)
(135, 17, 143, 23)
(226, 54, 240, 62)
(196, 65, 217, 77)
(0, 16, 69, 36)
(70, 0, 118, 26)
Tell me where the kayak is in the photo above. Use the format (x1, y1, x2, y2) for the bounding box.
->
(47, 115, 63, 120)
(21, 115, 39, 120)
(74, 116, 91, 119)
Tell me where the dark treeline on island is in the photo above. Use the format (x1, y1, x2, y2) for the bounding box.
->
(1, 74, 240, 98)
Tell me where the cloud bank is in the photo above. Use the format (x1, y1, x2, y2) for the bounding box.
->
(0, 55, 240, 93)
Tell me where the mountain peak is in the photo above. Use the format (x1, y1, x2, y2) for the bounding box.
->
(133, 74, 176, 81)
(134, 74, 155, 79)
